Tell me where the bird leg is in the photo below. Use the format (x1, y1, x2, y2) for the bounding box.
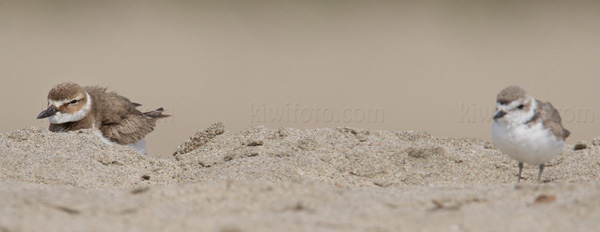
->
(517, 162, 523, 183)
(537, 164, 545, 184)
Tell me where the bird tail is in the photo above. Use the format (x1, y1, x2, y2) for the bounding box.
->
(143, 107, 170, 119)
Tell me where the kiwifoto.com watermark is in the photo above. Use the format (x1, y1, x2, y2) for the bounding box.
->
(460, 103, 595, 123)
(251, 103, 384, 123)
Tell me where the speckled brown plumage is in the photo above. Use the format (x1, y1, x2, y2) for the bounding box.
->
(496, 86, 529, 105)
(530, 100, 571, 140)
(47, 82, 86, 102)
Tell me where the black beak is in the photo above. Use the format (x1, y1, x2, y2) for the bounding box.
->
(493, 111, 507, 120)
(37, 106, 58, 119)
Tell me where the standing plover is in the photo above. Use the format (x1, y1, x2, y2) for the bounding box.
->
(492, 86, 570, 183)
(37, 82, 169, 154)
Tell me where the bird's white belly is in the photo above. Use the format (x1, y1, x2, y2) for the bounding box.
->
(129, 139, 147, 154)
(492, 122, 565, 165)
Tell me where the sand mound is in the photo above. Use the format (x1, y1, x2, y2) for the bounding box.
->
(1, 123, 600, 231)
(173, 123, 600, 186)
(0, 127, 177, 188)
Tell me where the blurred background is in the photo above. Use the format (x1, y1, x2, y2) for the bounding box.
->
(1, 1, 599, 157)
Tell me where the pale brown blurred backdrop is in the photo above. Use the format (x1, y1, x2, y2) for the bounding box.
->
(2, 1, 600, 157)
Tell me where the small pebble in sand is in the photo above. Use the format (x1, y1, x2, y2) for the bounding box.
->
(483, 142, 496, 149)
(573, 142, 588, 150)
(130, 187, 150, 195)
(246, 140, 264, 146)
(533, 195, 556, 205)
(592, 138, 600, 146)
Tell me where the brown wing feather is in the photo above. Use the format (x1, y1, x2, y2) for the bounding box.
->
(143, 107, 170, 119)
(84, 86, 137, 124)
(100, 113, 156, 145)
(84, 86, 161, 145)
(537, 100, 570, 140)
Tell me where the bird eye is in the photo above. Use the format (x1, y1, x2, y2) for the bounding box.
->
(517, 104, 524, 109)
(70, 100, 78, 104)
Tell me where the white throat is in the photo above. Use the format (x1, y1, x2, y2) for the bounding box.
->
(48, 92, 92, 124)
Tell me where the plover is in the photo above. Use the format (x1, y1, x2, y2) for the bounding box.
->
(492, 86, 570, 183)
(37, 82, 169, 154)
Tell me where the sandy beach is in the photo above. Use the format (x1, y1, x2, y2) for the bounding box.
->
(1, 124, 599, 231)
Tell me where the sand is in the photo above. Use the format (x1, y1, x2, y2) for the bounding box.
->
(1, 123, 600, 231)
